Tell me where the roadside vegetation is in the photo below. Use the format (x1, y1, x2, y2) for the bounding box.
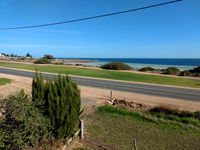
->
(0, 62, 200, 88)
(85, 105, 200, 150)
(161, 67, 180, 75)
(140, 66, 200, 77)
(139, 66, 155, 72)
(34, 58, 51, 64)
(0, 72, 82, 149)
(0, 78, 11, 86)
(33, 54, 55, 64)
(100, 62, 133, 70)
(43, 54, 54, 60)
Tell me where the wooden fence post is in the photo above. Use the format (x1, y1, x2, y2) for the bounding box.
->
(80, 120, 84, 140)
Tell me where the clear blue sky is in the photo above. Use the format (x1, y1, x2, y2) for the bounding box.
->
(0, 0, 199, 58)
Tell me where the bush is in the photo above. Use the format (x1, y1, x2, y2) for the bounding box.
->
(43, 54, 54, 59)
(32, 72, 82, 139)
(149, 105, 196, 118)
(195, 112, 200, 120)
(179, 70, 192, 76)
(162, 67, 180, 75)
(34, 58, 51, 64)
(100, 62, 133, 70)
(0, 90, 51, 150)
(149, 105, 177, 114)
(190, 66, 200, 74)
(139, 67, 155, 72)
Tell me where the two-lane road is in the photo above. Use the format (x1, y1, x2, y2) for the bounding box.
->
(0, 67, 200, 102)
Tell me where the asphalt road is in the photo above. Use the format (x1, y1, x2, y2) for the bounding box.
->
(0, 67, 200, 102)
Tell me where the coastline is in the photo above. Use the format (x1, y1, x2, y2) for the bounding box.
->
(61, 58, 200, 70)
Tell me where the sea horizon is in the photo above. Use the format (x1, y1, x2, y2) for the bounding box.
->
(57, 58, 200, 70)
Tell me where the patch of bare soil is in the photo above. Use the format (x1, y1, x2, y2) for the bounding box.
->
(112, 99, 150, 112)
(0, 73, 32, 99)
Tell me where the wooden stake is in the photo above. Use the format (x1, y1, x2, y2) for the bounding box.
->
(110, 91, 113, 99)
(133, 139, 137, 150)
(80, 120, 84, 140)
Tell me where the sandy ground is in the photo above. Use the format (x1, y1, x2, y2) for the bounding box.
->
(0, 73, 200, 112)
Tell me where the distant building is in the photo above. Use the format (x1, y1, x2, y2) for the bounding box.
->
(0, 53, 5, 57)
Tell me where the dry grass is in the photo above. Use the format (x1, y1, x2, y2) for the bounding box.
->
(85, 105, 200, 150)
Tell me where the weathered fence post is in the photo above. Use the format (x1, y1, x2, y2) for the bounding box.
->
(80, 120, 84, 140)
(133, 139, 137, 150)
(110, 91, 113, 99)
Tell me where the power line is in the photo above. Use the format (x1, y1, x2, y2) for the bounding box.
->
(0, 0, 183, 30)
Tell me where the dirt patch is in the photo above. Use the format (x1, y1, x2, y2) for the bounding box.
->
(0, 73, 32, 99)
(113, 99, 150, 112)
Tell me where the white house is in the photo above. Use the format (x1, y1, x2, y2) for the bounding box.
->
(0, 53, 5, 57)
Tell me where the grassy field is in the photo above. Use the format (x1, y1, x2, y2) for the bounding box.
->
(0, 62, 200, 88)
(0, 78, 11, 86)
(85, 106, 200, 150)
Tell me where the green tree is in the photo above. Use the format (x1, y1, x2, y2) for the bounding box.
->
(26, 52, 32, 58)
(32, 72, 82, 139)
(43, 54, 54, 59)
(32, 71, 45, 108)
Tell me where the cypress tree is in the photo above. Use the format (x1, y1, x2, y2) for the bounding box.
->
(32, 72, 82, 139)
(32, 71, 45, 108)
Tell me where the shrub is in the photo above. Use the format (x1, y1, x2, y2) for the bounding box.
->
(139, 67, 155, 72)
(190, 66, 200, 74)
(179, 70, 192, 76)
(43, 54, 54, 59)
(32, 72, 82, 139)
(149, 105, 177, 114)
(34, 58, 51, 64)
(149, 105, 196, 118)
(0, 90, 51, 150)
(100, 62, 133, 70)
(162, 67, 180, 75)
(195, 112, 200, 120)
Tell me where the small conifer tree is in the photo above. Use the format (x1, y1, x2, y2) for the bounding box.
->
(32, 71, 45, 108)
(32, 72, 82, 139)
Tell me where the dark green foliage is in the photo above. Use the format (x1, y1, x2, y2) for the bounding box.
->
(179, 70, 192, 76)
(149, 105, 178, 114)
(32, 72, 82, 139)
(149, 105, 200, 121)
(43, 54, 54, 59)
(0, 90, 51, 150)
(32, 71, 45, 108)
(139, 66, 155, 72)
(34, 58, 51, 64)
(195, 112, 200, 120)
(190, 66, 200, 73)
(26, 53, 32, 58)
(100, 62, 133, 70)
(162, 67, 180, 75)
(189, 66, 200, 77)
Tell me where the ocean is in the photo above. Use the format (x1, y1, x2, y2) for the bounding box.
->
(60, 58, 200, 70)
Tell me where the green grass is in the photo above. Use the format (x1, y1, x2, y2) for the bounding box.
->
(0, 78, 11, 86)
(85, 105, 200, 150)
(0, 62, 200, 88)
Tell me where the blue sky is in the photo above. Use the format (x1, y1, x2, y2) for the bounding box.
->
(0, 0, 199, 58)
